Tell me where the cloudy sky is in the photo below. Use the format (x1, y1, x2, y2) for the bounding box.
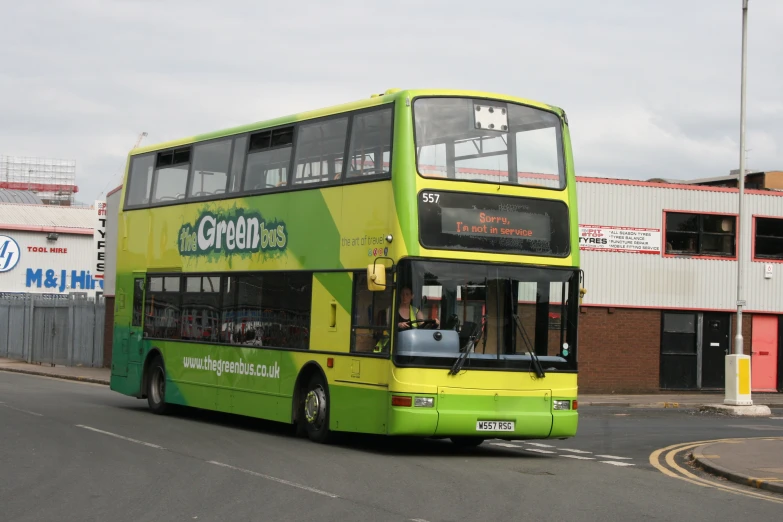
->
(2, 0, 781, 204)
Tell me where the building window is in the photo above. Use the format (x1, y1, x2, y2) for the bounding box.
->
(665, 212, 736, 257)
(754, 217, 783, 260)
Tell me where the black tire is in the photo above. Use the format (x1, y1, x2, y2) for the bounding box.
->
(451, 437, 485, 448)
(146, 355, 169, 415)
(302, 374, 332, 443)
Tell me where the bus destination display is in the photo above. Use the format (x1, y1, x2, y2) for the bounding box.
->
(418, 191, 570, 257)
(441, 208, 551, 241)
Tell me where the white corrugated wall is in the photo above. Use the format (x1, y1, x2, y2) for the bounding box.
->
(0, 230, 98, 295)
(577, 180, 783, 312)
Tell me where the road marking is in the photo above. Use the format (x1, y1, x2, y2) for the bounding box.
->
(596, 455, 632, 460)
(649, 437, 783, 505)
(559, 448, 592, 454)
(726, 424, 783, 431)
(75, 425, 164, 450)
(524, 448, 555, 454)
(523, 442, 554, 448)
(770, 417, 783, 420)
(410, 519, 431, 522)
(208, 461, 338, 498)
(490, 442, 520, 449)
(600, 461, 635, 467)
(560, 455, 594, 460)
(0, 401, 43, 417)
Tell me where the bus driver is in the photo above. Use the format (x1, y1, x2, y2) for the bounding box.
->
(397, 287, 439, 330)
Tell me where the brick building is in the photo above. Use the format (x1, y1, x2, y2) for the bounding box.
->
(577, 175, 783, 394)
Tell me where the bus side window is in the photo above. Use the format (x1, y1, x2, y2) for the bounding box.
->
(351, 272, 392, 353)
(132, 278, 144, 327)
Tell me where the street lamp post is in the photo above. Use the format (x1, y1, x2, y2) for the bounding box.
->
(725, 0, 752, 406)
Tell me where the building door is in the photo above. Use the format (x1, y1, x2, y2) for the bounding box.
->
(778, 316, 783, 392)
(660, 311, 729, 390)
(701, 313, 730, 389)
(660, 312, 697, 389)
(751, 315, 778, 392)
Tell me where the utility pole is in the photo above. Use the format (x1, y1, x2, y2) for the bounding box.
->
(725, 0, 752, 407)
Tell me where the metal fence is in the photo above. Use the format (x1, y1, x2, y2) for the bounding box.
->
(0, 294, 105, 367)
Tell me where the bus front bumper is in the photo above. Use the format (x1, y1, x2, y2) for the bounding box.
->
(386, 388, 578, 439)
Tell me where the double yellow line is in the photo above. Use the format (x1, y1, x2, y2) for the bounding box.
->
(649, 437, 783, 504)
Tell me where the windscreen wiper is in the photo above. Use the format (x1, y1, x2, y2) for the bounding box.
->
(511, 311, 545, 379)
(509, 280, 545, 379)
(449, 319, 485, 375)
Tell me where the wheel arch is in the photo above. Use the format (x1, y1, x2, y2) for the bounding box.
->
(291, 361, 328, 424)
(140, 347, 164, 399)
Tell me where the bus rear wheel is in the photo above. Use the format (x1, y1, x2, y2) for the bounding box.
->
(451, 437, 484, 448)
(302, 375, 332, 443)
(146, 355, 169, 415)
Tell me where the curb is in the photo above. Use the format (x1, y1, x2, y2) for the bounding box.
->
(580, 401, 685, 408)
(581, 401, 783, 409)
(0, 367, 110, 386)
(691, 447, 783, 495)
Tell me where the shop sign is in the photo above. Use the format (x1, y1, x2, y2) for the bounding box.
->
(579, 225, 661, 254)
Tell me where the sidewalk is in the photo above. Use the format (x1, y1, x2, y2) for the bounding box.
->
(0, 357, 781, 409)
(0, 358, 110, 385)
(692, 438, 783, 494)
(580, 393, 783, 408)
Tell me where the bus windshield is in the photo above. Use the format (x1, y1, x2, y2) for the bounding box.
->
(414, 97, 565, 190)
(393, 259, 578, 371)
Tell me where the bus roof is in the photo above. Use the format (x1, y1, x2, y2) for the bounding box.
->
(130, 88, 563, 157)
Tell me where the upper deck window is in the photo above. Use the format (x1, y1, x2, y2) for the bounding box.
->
(152, 147, 191, 204)
(244, 127, 293, 192)
(125, 154, 155, 207)
(347, 108, 393, 179)
(189, 140, 232, 199)
(293, 117, 348, 185)
(413, 97, 565, 190)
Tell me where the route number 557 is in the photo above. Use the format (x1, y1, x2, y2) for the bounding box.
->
(421, 192, 440, 204)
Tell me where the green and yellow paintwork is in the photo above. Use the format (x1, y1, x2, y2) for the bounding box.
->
(110, 88, 579, 439)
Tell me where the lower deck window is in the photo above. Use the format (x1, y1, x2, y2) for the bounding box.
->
(143, 272, 312, 349)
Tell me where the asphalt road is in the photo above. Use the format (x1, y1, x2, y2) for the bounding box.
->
(1, 371, 782, 522)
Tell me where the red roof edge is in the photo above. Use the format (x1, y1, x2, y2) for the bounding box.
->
(575, 176, 783, 197)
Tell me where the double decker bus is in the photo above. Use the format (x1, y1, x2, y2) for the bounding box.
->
(110, 88, 581, 446)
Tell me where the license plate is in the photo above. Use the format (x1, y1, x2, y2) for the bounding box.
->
(476, 420, 515, 432)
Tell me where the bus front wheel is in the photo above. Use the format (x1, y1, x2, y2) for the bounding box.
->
(302, 375, 332, 443)
(146, 355, 169, 415)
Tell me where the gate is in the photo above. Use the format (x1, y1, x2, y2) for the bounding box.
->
(0, 295, 105, 367)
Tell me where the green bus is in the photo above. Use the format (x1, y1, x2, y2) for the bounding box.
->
(110, 88, 581, 445)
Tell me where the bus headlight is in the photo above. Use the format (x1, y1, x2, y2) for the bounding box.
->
(414, 397, 434, 408)
(553, 400, 571, 410)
